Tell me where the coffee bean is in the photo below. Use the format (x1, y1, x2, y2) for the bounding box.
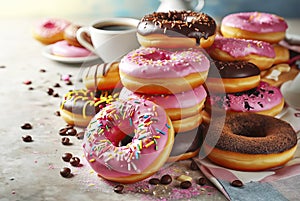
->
(53, 93, 59, 98)
(180, 181, 192, 189)
(28, 87, 34, 90)
(23, 80, 32, 85)
(53, 83, 61, 87)
(66, 128, 77, 136)
(39, 69, 46, 73)
(62, 153, 73, 162)
(54, 111, 61, 116)
(61, 137, 70, 145)
(65, 80, 73, 85)
(22, 135, 33, 142)
(59, 128, 68, 136)
(21, 123, 32, 130)
(60, 167, 71, 178)
(198, 177, 207, 186)
(114, 184, 124, 194)
(160, 174, 172, 185)
(47, 88, 54, 95)
(149, 178, 160, 185)
(70, 157, 80, 167)
(65, 124, 74, 129)
(76, 131, 85, 140)
(230, 180, 243, 187)
(190, 160, 199, 171)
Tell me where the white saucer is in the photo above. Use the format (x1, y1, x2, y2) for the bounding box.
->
(42, 45, 99, 64)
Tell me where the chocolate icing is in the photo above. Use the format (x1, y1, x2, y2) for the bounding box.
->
(170, 124, 205, 156)
(209, 60, 261, 78)
(137, 11, 216, 45)
(205, 113, 297, 154)
(61, 89, 119, 116)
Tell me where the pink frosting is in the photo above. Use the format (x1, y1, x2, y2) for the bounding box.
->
(50, 40, 92, 57)
(35, 18, 70, 37)
(208, 36, 275, 58)
(83, 97, 172, 179)
(120, 85, 207, 109)
(208, 82, 283, 112)
(222, 12, 288, 33)
(119, 47, 210, 78)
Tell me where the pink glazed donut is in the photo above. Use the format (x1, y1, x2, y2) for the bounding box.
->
(206, 82, 284, 116)
(32, 18, 70, 44)
(119, 47, 210, 94)
(220, 12, 288, 43)
(50, 40, 92, 57)
(83, 97, 174, 183)
(120, 85, 207, 133)
(207, 36, 276, 70)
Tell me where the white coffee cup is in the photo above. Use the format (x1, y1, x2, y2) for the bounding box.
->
(76, 18, 140, 62)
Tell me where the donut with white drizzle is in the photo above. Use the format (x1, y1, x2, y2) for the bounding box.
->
(81, 62, 122, 91)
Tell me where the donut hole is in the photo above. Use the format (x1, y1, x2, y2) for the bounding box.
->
(119, 133, 134, 147)
(142, 51, 170, 61)
(228, 119, 266, 138)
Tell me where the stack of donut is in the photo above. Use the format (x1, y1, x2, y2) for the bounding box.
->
(80, 10, 218, 183)
(205, 12, 290, 116)
(32, 18, 92, 58)
(118, 10, 217, 162)
(207, 12, 296, 86)
(202, 12, 298, 171)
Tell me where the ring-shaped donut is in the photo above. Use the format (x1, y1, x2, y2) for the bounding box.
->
(83, 97, 174, 183)
(204, 112, 297, 171)
(137, 11, 217, 48)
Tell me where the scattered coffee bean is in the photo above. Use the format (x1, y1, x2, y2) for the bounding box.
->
(23, 80, 32, 85)
(47, 88, 54, 95)
(22, 135, 33, 142)
(149, 178, 160, 185)
(76, 131, 85, 140)
(114, 184, 124, 194)
(66, 128, 77, 136)
(53, 83, 61, 87)
(39, 69, 46, 73)
(61, 137, 70, 145)
(180, 181, 192, 189)
(60, 167, 71, 178)
(28, 87, 34, 90)
(53, 93, 59, 98)
(62, 153, 73, 162)
(65, 124, 73, 129)
(160, 174, 172, 185)
(65, 80, 73, 85)
(198, 177, 207, 186)
(230, 180, 243, 187)
(59, 128, 68, 136)
(21, 123, 32, 130)
(0, 65, 6, 68)
(54, 111, 61, 116)
(190, 160, 199, 171)
(70, 157, 80, 167)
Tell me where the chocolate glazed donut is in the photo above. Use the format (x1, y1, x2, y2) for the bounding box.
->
(204, 112, 298, 171)
(60, 89, 119, 127)
(137, 11, 217, 48)
(168, 124, 206, 162)
(206, 60, 261, 93)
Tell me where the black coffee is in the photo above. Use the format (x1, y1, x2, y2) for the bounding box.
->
(95, 24, 135, 31)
